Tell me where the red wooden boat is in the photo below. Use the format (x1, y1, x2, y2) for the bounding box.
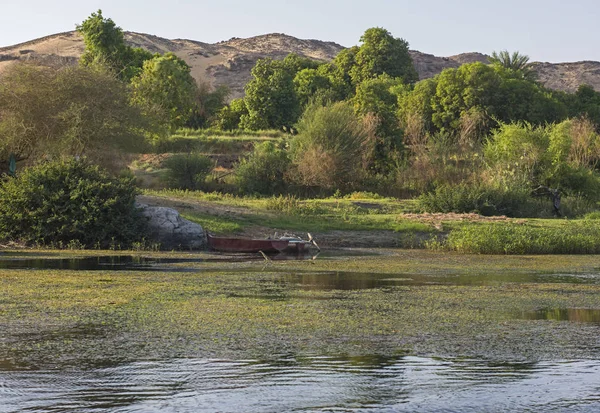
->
(206, 234, 290, 253)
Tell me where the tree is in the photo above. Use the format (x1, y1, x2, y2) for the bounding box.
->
(353, 75, 407, 169)
(241, 55, 308, 129)
(397, 78, 437, 146)
(215, 98, 248, 130)
(489, 50, 535, 81)
(77, 10, 153, 81)
(0, 63, 150, 172)
(130, 53, 198, 131)
(186, 83, 230, 129)
(293, 68, 335, 108)
(431, 63, 503, 134)
(350, 28, 418, 85)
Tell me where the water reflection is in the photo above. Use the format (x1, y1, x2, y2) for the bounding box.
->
(278, 271, 599, 291)
(521, 308, 600, 323)
(2, 356, 600, 412)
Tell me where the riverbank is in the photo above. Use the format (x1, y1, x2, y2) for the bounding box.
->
(139, 191, 600, 253)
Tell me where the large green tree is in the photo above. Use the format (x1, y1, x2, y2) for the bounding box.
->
(77, 10, 153, 81)
(241, 54, 316, 130)
(353, 75, 407, 169)
(350, 28, 418, 85)
(130, 53, 198, 131)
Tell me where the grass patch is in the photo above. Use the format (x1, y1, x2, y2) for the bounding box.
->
(439, 220, 600, 254)
(181, 212, 245, 234)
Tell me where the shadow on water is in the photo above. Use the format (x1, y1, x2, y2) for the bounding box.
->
(0, 249, 375, 272)
(276, 271, 600, 291)
(1, 355, 600, 413)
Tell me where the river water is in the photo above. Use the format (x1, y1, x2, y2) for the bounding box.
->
(2, 356, 600, 412)
(1, 251, 600, 412)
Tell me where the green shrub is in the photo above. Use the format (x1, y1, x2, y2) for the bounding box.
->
(417, 183, 539, 217)
(0, 159, 147, 248)
(442, 222, 600, 254)
(235, 141, 291, 195)
(163, 153, 213, 190)
(583, 211, 600, 220)
(291, 101, 372, 192)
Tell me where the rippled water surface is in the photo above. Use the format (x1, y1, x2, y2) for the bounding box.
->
(2, 356, 600, 412)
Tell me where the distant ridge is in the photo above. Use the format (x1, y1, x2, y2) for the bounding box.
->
(1, 30, 599, 98)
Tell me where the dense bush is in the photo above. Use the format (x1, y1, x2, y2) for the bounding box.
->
(0, 159, 147, 248)
(417, 183, 540, 217)
(162, 153, 213, 190)
(291, 101, 373, 192)
(235, 141, 291, 195)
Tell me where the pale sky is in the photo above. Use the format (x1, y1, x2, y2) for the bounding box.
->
(1, 0, 598, 63)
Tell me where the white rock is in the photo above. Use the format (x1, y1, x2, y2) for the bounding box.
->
(137, 203, 205, 250)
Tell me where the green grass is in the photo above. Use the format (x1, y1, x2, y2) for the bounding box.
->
(439, 220, 600, 254)
(181, 212, 245, 234)
(144, 190, 429, 234)
(154, 128, 286, 154)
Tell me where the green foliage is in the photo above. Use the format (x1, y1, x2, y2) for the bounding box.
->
(418, 183, 538, 217)
(130, 53, 198, 131)
(484, 120, 600, 200)
(331, 46, 360, 93)
(354, 75, 407, 169)
(484, 122, 550, 183)
(292, 101, 372, 191)
(0, 159, 147, 248)
(265, 195, 328, 215)
(489, 50, 535, 80)
(242, 54, 317, 130)
(186, 84, 230, 129)
(569, 85, 600, 126)
(443, 222, 600, 254)
(215, 98, 249, 131)
(162, 153, 213, 190)
(293, 68, 336, 108)
(350, 28, 418, 85)
(77, 10, 153, 81)
(0, 63, 150, 171)
(398, 62, 568, 142)
(432, 63, 503, 133)
(235, 141, 291, 195)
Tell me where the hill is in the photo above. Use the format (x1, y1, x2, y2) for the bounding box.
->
(1, 31, 599, 97)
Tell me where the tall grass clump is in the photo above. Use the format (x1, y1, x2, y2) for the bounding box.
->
(442, 222, 600, 254)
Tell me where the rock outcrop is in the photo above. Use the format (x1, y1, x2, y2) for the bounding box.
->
(137, 203, 205, 250)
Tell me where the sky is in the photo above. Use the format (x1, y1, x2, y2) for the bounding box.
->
(1, 0, 599, 63)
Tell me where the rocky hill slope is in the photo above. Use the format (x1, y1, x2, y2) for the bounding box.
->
(1, 31, 599, 98)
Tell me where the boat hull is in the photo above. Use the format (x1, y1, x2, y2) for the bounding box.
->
(207, 234, 289, 253)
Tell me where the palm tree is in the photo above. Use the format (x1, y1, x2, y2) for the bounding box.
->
(489, 50, 536, 80)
